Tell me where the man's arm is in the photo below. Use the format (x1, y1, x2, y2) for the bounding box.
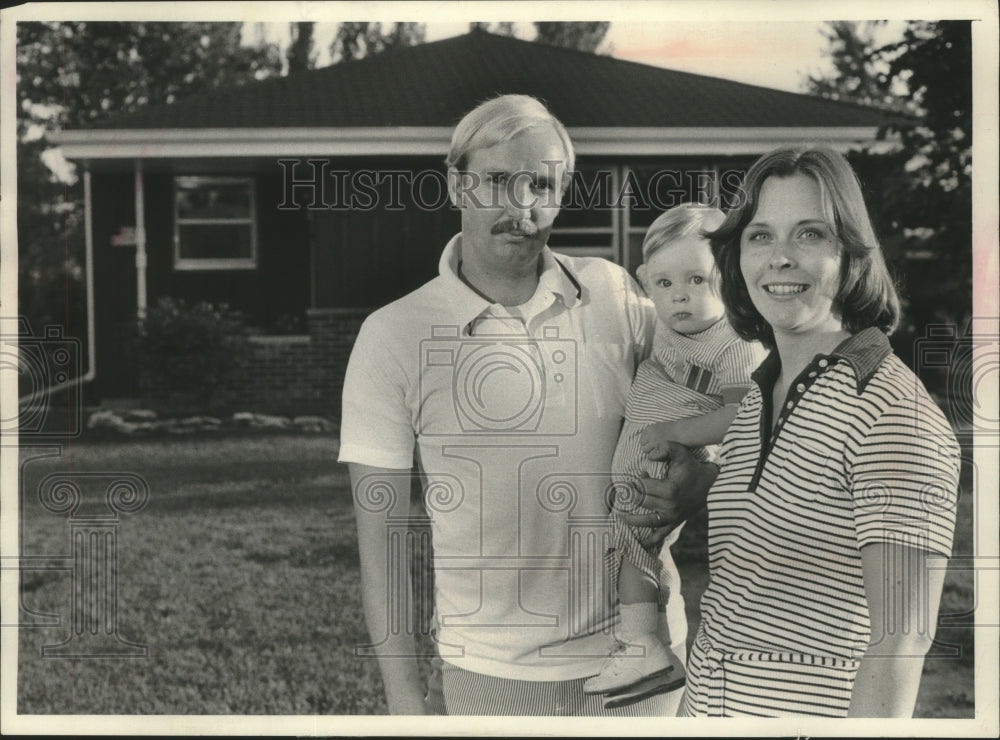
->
(848, 542, 947, 717)
(349, 463, 428, 715)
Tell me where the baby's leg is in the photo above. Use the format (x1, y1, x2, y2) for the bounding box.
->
(585, 557, 686, 698)
(616, 559, 664, 651)
(617, 558, 660, 605)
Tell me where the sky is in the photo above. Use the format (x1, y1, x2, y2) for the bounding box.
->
(257, 19, 909, 95)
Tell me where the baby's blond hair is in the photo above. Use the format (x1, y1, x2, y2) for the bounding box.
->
(642, 203, 725, 262)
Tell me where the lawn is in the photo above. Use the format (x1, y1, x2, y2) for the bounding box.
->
(15, 431, 975, 716)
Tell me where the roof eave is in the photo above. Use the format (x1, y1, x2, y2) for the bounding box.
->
(53, 125, 880, 161)
(571, 126, 879, 156)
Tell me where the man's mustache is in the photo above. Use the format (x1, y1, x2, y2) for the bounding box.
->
(491, 218, 539, 236)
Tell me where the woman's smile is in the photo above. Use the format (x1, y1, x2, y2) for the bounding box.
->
(761, 282, 809, 296)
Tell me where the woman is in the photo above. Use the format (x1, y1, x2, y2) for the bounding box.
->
(662, 147, 959, 717)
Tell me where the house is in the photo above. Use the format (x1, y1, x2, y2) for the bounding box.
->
(54, 29, 886, 417)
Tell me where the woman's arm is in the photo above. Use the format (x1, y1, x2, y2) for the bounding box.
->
(848, 542, 947, 717)
(846, 382, 960, 716)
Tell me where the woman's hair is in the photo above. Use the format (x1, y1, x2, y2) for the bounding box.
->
(445, 94, 575, 179)
(707, 146, 900, 348)
(642, 202, 725, 261)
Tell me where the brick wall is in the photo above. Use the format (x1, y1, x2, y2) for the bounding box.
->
(302, 308, 372, 417)
(228, 308, 371, 417)
(139, 308, 371, 419)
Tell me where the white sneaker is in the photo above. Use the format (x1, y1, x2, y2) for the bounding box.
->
(583, 632, 685, 694)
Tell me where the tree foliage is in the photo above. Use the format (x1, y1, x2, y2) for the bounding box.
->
(16, 22, 282, 348)
(468, 21, 611, 52)
(469, 22, 517, 37)
(805, 21, 972, 368)
(18, 22, 282, 131)
(328, 22, 426, 63)
(806, 21, 904, 111)
(534, 22, 610, 53)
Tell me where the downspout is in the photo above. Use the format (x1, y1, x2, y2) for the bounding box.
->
(16, 167, 97, 404)
(83, 168, 96, 381)
(134, 159, 147, 319)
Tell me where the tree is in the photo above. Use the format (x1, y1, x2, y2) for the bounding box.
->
(469, 22, 517, 36)
(468, 21, 611, 52)
(328, 22, 426, 63)
(805, 21, 972, 374)
(805, 21, 904, 112)
(16, 22, 282, 352)
(533, 22, 610, 53)
(286, 21, 316, 74)
(18, 22, 282, 130)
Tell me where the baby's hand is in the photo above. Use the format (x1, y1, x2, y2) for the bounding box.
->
(641, 421, 678, 461)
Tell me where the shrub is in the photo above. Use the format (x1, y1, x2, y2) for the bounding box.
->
(132, 297, 251, 410)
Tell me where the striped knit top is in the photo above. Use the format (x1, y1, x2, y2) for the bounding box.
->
(683, 327, 960, 717)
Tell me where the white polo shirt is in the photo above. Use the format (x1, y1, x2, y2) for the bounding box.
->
(340, 234, 656, 680)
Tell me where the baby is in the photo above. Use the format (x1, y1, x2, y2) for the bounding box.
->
(584, 203, 767, 705)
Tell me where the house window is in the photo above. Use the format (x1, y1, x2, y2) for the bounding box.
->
(548, 163, 621, 263)
(174, 177, 257, 270)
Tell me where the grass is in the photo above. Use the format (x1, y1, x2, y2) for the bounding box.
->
(15, 431, 976, 716)
(18, 433, 385, 714)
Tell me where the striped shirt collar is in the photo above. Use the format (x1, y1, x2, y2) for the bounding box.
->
(654, 316, 732, 367)
(438, 233, 583, 331)
(751, 327, 892, 393)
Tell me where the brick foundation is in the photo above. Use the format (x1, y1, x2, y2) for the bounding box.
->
(139, 308, 372, 419)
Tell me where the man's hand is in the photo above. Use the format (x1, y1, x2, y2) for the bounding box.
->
(385, 685, 431, 715)
(639, 421, 679, 460)
(614, 440, 718, 547)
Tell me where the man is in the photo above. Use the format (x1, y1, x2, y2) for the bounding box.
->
(339, 94, 714, 716)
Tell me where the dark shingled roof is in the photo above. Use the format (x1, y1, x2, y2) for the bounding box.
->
(86, 29, 886, 130)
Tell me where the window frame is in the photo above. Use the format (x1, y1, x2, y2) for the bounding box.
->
(548, 162, 621, 263)
(173, 176, 258, 271)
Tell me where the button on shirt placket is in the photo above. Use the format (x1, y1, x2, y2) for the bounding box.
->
(751, 356, 831, 491)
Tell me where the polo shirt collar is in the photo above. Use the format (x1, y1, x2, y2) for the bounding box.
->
(750, 327, 892, 393)
(438, 234, 583, 330)
(439, 234, 492, 329)
(750, 350, 782, 390)
(829, 327, 893, 389)
(537, 246, 583, 309)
